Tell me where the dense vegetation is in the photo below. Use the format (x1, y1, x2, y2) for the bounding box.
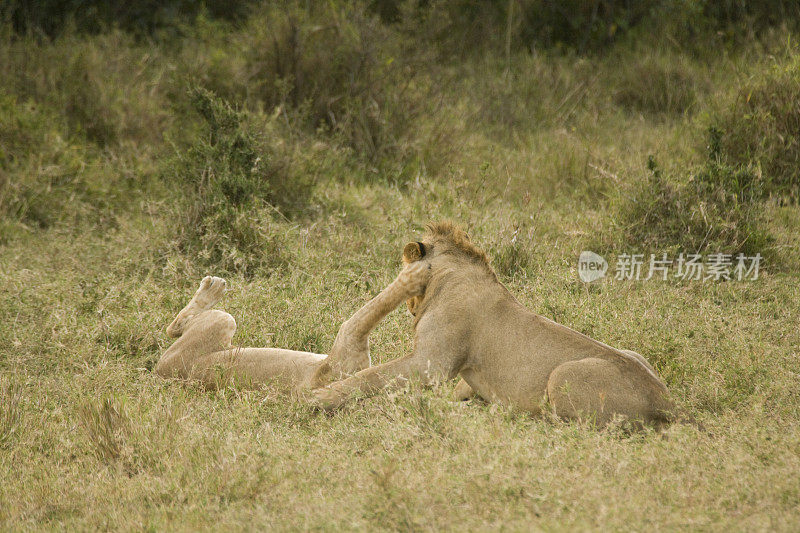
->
(1, 1, 799, 529)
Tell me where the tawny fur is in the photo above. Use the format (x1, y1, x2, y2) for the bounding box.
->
(156, 222, 674, 427)
(155, 262, 431, 391)
(312, 221, 675, 427)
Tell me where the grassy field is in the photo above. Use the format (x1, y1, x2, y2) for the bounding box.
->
(2, 2, 800, 530)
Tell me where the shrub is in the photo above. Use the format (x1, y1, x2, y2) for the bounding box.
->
(0, 31, 170, 147)
(177, 2, 432, 166)
(610, 141, 772, 256)
(2, 0, 253, 39)
(0, 94, 119, 239)
(241, 2, 418, 162)
(700, 0, 800, 40)
(612, 53, 704, 116)
(167, 87, 311, 275)
(512, 0, 654, 52)
(0, 31, 166, 241)
(77, 396, 182, 475)
(406, 0, 651, 56)
(391, 0, 800, 57)
(710, 52, 800, 201)
(0, 95, 61, 229)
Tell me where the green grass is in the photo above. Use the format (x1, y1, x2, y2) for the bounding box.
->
(2, 3, 800, 530)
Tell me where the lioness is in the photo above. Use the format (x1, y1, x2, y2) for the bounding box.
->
(157, 221, 674, 427)
(155, 261, 430, 391)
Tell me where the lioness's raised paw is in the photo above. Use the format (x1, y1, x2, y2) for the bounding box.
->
(396, 261, 431, 297)
(166, 276, 227, 337)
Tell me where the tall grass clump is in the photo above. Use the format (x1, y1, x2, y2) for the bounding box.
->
(0, 95, 63, 230)
(710, 50, 800, 202)
(488, 222, 538, 280)
(0, 95, 123, 240)
(0, 30, 170, 147)
(612, 52, 706, 116)
(609, 130, 772, 256)
(78, 397, 180, 475)
(166, 87, 310, 275)
(0, 29, 172, 239)
(184, 2, 428, 166)
(0, 376, 23, 448)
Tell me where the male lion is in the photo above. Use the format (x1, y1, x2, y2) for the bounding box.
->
(312, 221, 676, 426)
(157, 221, 675, 427)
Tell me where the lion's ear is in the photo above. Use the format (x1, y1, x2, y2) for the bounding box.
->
(403, 241, 426, 263)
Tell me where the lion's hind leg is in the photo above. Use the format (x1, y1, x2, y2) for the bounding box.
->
(157, 277, 331, 390)
(159, 307, 330, 390)
(453, 378, 476, 401)
(545, 358, 660, 428)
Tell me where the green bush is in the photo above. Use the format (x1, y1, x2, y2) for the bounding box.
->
(406, 0, 646, 56)
(700, 0, 800, 39)
(0, 29, 174, 243)
(0, 95, 60, 229)
(612, 53, 705, 116)
(0, 31, 170, 147)
(239, 2, 418, 162)
(179, 2, 424, 164)
(610, 143, 771, 256)
(513, 0, 654, 52)
(166, 87, 311, 275)
(0, 94, 119, 239)
(391, 0, 800, 56)
(2, 0, 253, 39)
(711, 52, 800, 201)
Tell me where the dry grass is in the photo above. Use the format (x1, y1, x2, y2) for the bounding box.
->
(1, 191, 799, 530)
(1, 5, 800, 531)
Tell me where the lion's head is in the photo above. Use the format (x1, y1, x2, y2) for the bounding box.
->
(401, 221, 495, 316)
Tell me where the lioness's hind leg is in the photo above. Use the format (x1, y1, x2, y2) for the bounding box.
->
(157, 309, 237, 379)
(546, 358, 657, 427)
(167, 276, 227, 338)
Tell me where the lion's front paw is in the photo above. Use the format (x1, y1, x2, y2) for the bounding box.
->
(397, 261, 431, 297)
